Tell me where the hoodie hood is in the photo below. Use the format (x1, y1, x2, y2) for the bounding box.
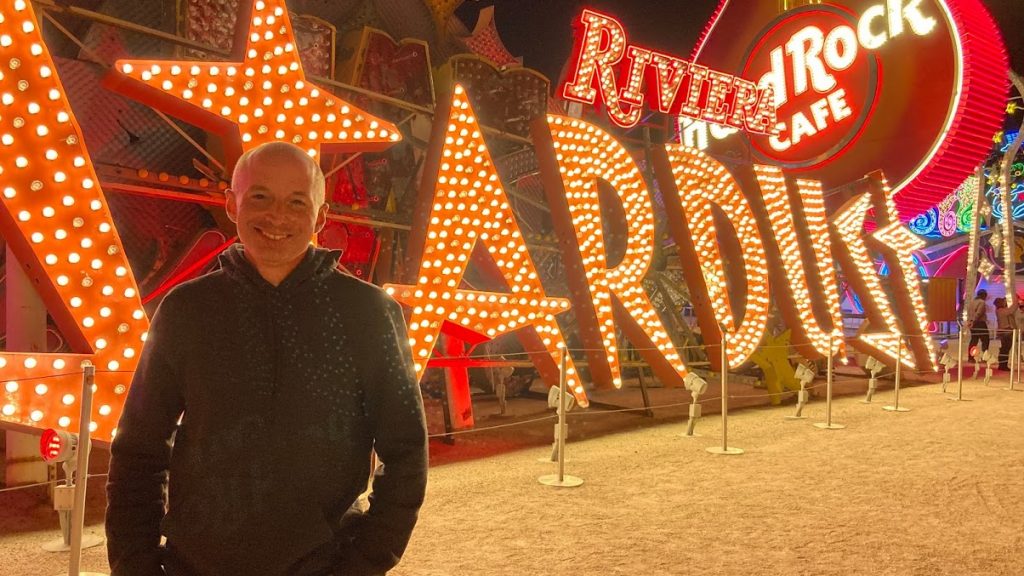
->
(218, 244, 342, 292)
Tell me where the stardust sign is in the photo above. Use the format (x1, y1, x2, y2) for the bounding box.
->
(384, 85, 937, 422)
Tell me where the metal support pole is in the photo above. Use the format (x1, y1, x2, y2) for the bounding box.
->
(1009, 329, 1022, 392)
(815, 335, 845, 429)
(67, 365, 108, 576)
(707, 334, 743, 455)
(954, 324, 964, 395)
(1009, 329, 1017, 390)
(539, 348, 583, 487)
(951, 328, 972, 402)
(885, 336, 911, 412)
(1011, 327, 1019, 389)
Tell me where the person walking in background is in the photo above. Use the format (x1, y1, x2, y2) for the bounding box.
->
(967, 289, 991, 359)
(995, 297, 1019, 370)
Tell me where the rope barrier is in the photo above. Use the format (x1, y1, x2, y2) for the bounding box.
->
(0, 473, 108, 494)
(426, 415, 556, 439)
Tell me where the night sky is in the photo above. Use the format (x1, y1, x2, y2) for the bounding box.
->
(455, 0, 1024, 84)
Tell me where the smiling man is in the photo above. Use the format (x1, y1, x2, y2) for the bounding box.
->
(105, 141, 428, 576)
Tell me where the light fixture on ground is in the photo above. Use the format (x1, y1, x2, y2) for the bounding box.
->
(681, 372, 708, 436)
(539, 383, 576, 463)
(939, 348, 959, 393)
(539, 348, 584, 487)
(786, 363, 815, 419)
(39, 429, 102, 554)
(862, 356, 884, 403)
(971, 341, 984, 379)
(982, 340, 1001, 385)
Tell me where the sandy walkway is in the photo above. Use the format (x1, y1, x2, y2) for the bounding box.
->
(2, 377, 1022, 575)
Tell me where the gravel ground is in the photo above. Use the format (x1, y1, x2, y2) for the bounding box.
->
(2, 375, 1022, 576)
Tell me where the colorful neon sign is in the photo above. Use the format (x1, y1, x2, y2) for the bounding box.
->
(382, 86, 585, 401)
(107, 0, 400, 168)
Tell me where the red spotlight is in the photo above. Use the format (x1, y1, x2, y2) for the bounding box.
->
(40, 429, 78, 464)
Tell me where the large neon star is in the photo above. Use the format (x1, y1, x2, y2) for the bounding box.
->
(107, 0, 400, 166)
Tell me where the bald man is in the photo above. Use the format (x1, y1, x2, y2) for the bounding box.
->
(106, 142, 428, 576)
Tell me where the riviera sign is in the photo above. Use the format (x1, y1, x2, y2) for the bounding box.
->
(561, 10, 779, 134)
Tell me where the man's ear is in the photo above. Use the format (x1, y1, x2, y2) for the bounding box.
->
(314, 202, 329, 234)
(225, 189, 239, 223)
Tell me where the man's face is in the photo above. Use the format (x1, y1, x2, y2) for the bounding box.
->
(226, 149, 327, 278)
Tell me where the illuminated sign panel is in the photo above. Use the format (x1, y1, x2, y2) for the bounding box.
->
(107, 0, 400, 168)
(383, 86, 586, 404)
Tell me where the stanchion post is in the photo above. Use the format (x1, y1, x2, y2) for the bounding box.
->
(67, 364, 109, 576)
(539, 347, 583, 487)
(1009, 328, 1021, 392)
(884, 335, 911, 412)
(1009, 329, 1017, 391)
(1011, 325, 1019, 387)
(955, 324, 964, 394)
(707, 332, 743, 455)
(814, 334, 845, 429)
(951, 328, 972, 401)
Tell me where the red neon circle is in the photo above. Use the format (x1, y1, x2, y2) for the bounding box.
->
(742, 6, 879, 169)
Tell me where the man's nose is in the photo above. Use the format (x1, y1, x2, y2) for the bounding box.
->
(264, 199, 291, 218)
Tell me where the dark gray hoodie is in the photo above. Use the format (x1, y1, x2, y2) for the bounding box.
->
(106, 245, 428, 576)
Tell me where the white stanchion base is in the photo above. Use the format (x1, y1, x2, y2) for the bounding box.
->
(538, 474, 584, 487)
(947, 396, 972, 402)
(41, 533, 104, 553)
(706, 446, 744, 455)
(536, 457, 571, 463)
(813, 422, 846, 429)
(883, 405, 911, 412)
(679, 432, 702, 438)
